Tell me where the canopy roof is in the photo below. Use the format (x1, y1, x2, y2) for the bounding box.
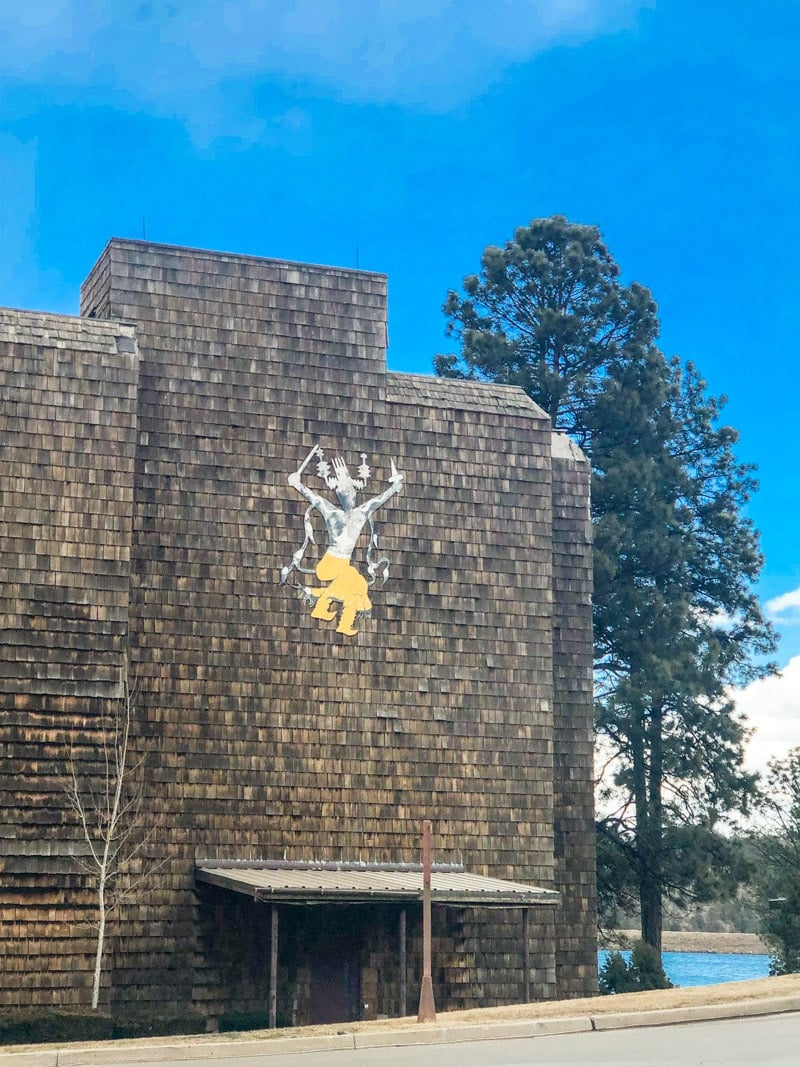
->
(195, 859, 559, 908)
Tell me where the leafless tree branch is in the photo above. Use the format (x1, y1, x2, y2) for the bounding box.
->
(63, 657, 164, 1009)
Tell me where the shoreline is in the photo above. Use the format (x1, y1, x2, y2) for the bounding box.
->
(603, 929, 769, 955)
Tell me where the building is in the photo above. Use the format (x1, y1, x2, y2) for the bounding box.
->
(0, 239, 595, 1024)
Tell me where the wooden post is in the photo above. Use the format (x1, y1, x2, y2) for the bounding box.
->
(269, 905, 279, 1029)
(523, 907, 531, 1003)
(417, 820, 437, 1022)
(399, 907, 407, 1016)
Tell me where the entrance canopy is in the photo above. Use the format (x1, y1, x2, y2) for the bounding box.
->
(194, 859, 559, 907)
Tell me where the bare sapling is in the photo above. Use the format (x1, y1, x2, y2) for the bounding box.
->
(64, 662, 161, 1009)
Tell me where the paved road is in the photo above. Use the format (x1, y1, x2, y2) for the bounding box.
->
(107, 1012, 800, 1067)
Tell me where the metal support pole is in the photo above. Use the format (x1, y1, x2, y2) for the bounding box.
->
(523, 907, 531, 1003)
(417, 820, 437, 1022)
(399, 907, 407, 1016)
(269, 905, 279, 1029)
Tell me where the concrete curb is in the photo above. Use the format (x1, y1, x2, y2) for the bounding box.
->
(591, 993, 800, 1031)
(0, 1053, 57, 1067)
(1, 996, 798, 1065)
(54, 1034, 354, 1065)
(352, 1016, 592, 1048)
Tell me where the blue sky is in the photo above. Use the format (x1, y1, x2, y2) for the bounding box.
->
(1, 0, 798, 767)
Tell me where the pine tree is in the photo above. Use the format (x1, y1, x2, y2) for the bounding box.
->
(753, 749, 800, 974)
(437, 216, 776, 952)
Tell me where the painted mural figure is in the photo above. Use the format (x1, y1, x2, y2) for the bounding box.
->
(282, 445, 404, 635)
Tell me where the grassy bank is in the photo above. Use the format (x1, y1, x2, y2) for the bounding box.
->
(605, 930, 769, 954)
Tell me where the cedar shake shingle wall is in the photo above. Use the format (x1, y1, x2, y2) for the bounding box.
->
(80, 240, 560, 1012)
(0, 310, 139, 1007)
(0, 238, 595, 1018)
(551, 434, 596, 997)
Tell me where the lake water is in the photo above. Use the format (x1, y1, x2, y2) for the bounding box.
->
(597, 950, 772, 988)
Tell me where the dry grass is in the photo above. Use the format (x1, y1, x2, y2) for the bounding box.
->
(9, 968, 797, 1058)
(606, 929, 769, 955)
(22, 972, 799, 1055)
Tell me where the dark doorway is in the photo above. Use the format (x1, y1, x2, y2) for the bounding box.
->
(308, 945, 361, 1024)
(286, 904, 367, 1024)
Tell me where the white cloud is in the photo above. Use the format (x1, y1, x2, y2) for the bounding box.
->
(735, 655, 800, 777)
(0, 1, 654, 133)
(765, 586, 800, 625)
(596, 655, 800, 805)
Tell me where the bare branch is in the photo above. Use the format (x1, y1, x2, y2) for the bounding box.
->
(60, 656, 161, 1009)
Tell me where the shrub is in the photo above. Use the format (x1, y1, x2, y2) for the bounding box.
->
(0, 1009, 113, 1045)
(629, 940, 674, 990)
(111, 1008, 207, 1039)
(599, 950, 637, 994)
(218, 1009, 271, 1032)
(0, 1006, 209, 1045)
(599, 940, 674, 994)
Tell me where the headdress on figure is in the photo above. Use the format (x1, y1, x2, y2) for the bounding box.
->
(316, 453, 371, 495)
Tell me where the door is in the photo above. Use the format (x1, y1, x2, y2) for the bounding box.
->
(308, 947, 361, 1024)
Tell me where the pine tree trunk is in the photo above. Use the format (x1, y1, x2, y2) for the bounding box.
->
(631, 703, 663, 953)
(644, 698, 664, 953)
(640, 866, 663, 952)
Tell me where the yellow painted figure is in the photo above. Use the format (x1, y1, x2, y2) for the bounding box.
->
(285, 445, 404, 636)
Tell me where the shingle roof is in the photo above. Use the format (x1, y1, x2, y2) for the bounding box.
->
(386, 372, 548, 418)
(0, 308, 135, 354)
